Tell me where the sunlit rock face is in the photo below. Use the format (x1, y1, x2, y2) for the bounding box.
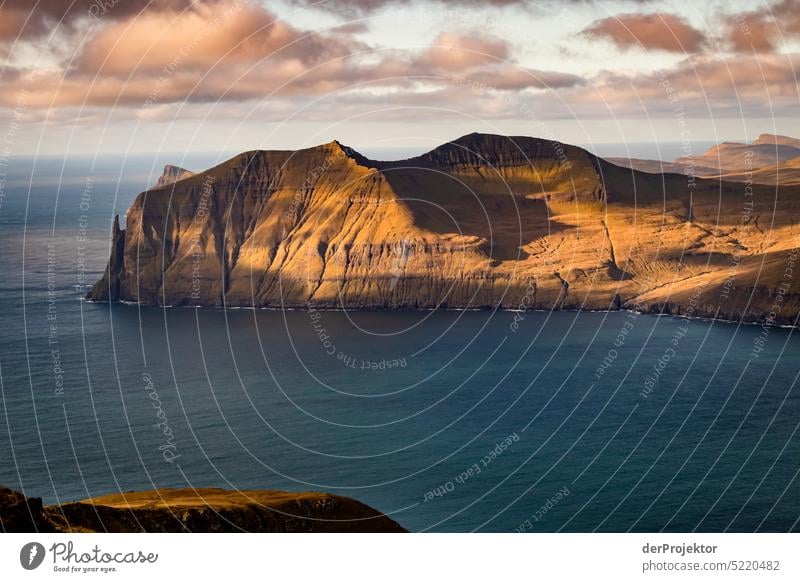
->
(89, 134, 800, 324)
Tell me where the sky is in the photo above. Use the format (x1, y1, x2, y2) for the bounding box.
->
(1, 0, 799, 158)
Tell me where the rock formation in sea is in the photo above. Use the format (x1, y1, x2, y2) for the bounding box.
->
(88, 133, 800, 324)
(0, 486, 405, 533)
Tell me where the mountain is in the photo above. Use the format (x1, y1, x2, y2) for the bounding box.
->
(609, 133, 800, 181)
(753, 133, 800, 148)
(0, 486, 405, 533)
(155, 164, 194, 188)
(88, 133, 800, 324)
(674, 140, 800, 171)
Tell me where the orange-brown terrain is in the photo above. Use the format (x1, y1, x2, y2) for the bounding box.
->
(0, 487, 404, 533)
(89, 133, 800, 324)
(610, 133, 800, 185)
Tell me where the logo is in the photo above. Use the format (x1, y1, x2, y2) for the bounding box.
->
(20, 542, 46, 570)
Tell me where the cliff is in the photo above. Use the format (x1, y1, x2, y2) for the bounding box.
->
(88, 133, 800, 324)
(0, 487, 405, 533)
(154, 164, 194, 188)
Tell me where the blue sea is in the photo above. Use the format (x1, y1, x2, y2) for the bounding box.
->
(0, 152, 798, 532)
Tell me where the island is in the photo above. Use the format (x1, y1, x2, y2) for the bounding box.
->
(88, 133, 800, 325)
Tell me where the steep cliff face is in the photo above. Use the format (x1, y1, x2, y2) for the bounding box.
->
(88, 215, 125, 302)
(88, 133, 800, 323)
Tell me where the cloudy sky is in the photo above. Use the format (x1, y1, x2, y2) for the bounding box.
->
(2, 0, 799, 156)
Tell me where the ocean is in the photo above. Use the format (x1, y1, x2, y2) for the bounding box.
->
(0, 151, 797, 532)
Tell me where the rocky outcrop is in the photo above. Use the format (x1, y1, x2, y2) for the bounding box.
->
(88, 133, 800, 324)
(1, 487, 405, 533)
(154, 164, 194, 188)
(0, 488, 58, 532)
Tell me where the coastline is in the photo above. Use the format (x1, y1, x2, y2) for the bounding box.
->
(83, 298, 799, 329)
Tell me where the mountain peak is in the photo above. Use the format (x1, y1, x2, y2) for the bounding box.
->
(154, 164, 193, 188)
(317, 139, 374, 166)
(319, 139, 347, 151)
(381, 132, 586, 170)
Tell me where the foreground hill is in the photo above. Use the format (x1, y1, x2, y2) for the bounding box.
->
(0, 486, 405, 533)
(88, 133, 800, 324)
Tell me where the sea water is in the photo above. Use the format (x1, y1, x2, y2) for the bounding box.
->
(0, 153, 797, 532)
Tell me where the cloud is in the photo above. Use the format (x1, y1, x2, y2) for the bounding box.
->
(0, 1, 585, 109)
(10, 50, 799, 128)
(2, 0, 796, 129)
(329, 22, 371, 34)
(582, 13, 707, 53)
(0, 7, 30, 41)
(0, 0, 200, 40)
(420, 32, 510, 71)
(74, 1, 349, 76)
(459, 67, 585, 90)
(291, 0, 521, 16)
(566, 52, 800, 119)
(0, 1, 352, 107)
(721, 0, 800, 53)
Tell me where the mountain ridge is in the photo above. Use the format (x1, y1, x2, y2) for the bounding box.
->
(88, 133, 800, 324)
(611, 133, 800, 182)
